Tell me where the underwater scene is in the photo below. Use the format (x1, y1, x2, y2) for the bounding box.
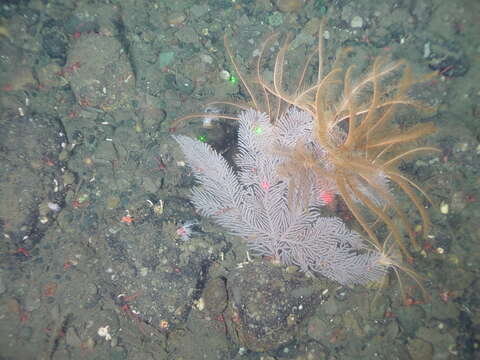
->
(0, 0, 479, 359)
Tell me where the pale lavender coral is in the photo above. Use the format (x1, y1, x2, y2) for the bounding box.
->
(173, 108, 387, 286)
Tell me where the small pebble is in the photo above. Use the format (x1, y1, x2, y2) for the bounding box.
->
(276, 0, 304, 13)
(106, 195, 120, 210)
(440, 201, 449, 214)
(200, 54, 213, 64)
(423, 42, 431, 58)
(350, 16, 363, 28)
(62, 172, 75, 186)
(168, 13, 185, 26)
(47, 202, 61, 212)
(220, 70, 230, 80)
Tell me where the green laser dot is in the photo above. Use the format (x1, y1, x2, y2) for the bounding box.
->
(229, 75, 238, 84)
(198, 135, 207, 143)
(255, 126, 263, 134)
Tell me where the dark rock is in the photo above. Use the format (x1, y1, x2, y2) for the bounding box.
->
(407, 338, 433, 360)
(203, 277, 228, 317)
(426, 38, 469, 77)
(223, 260, 322, 352)
(0, 111, 66, 251)
(65, 33, 136, 112)
(42, 22, 69, 61)
(101, 219, 212, 330)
